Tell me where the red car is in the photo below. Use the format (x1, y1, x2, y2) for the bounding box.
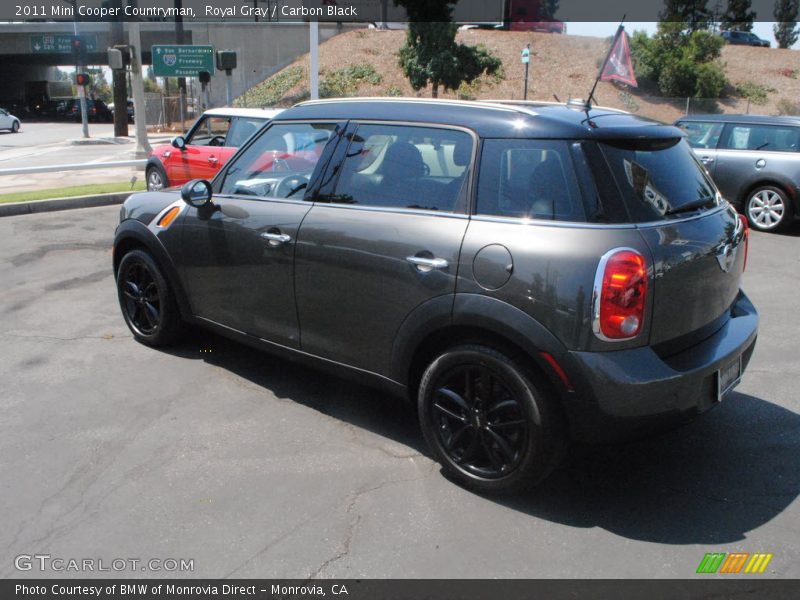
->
(145, 107, 281, 191)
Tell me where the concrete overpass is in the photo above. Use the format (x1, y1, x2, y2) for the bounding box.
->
(0, 21, 357, 108)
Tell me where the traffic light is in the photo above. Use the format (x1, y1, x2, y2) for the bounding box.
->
(71, 36, 87, 64)
(75, 72, 90, 86)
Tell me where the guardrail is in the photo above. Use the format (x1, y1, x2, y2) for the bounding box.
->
(0, 159, 146, 176)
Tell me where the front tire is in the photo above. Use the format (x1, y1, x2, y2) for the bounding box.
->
(418, 345, 566, 494)
(746, 185, 793, 232)
(116, 249, 182, 346)
(11, 120, 19, 133)
(146, 165, 168, 191)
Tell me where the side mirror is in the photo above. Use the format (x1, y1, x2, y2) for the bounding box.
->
(181, 179, 212, 208)
(171, 135, 186, 151)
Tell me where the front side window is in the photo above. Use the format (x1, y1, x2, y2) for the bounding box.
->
(676, 121, 723, 149)
(600, 138, 718, 221)
(476, 139, 586, 221)
(719, 123, 800, 152)
(186, 116, 231, 147)
(220, 122, 338, 199)
(330, 123, 473, 211)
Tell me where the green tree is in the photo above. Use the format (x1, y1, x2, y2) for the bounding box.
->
(541, 0, 559, 18)
(660, 0, 712, 31)
(631, 21, 727, 98)
(86, 68, 113, 103)
(395, 1, 501, 98)
(720, 0, 756, 31)
(774, 0, 800, 48)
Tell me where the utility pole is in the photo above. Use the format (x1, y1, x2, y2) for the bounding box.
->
(309, 20, 319, 100)
(128, 20, 151, 157)
(111, 0, 128, 137)
(175, 0, 187, 132)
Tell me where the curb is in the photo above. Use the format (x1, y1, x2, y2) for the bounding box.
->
(0, 192, 132, 218)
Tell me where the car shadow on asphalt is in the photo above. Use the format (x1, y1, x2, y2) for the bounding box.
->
(161, 328, 799, 546)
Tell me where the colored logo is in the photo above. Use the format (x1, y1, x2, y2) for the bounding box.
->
(696, 552, 773, 574)
(163, 53, 177, 66)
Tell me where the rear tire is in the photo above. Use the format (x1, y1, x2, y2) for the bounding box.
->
(418, 344, 567, 494)
(116, 249, 182, 347)
(146, 165, 168, 191)
(745, 185, 793, 232)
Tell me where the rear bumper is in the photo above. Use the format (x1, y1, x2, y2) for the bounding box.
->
(564, 290, 758, 442)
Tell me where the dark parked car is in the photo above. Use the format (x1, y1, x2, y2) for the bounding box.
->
(720, 30, 770, 47)
(113, 99, 758, 493)
(676, 114, 800, 231)
(70, 98, 113, 122)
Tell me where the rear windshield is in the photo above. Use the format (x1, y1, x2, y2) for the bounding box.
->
(598, 138, 719, 222)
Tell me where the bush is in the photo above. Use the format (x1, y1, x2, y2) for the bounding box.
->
(735, 81, 774, 106)
(320, 63, 382, 98)
(383, 85, 403, 97)
(234, 66, 304, 107)
(630, 24, 727, 99)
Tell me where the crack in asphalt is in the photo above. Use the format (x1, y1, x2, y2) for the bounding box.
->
(307, 464, 437, 579)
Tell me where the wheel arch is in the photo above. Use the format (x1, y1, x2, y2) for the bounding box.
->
(738, 178, 796, 208)
(113, 220, 192, 320)
(394, 293, 578, 410)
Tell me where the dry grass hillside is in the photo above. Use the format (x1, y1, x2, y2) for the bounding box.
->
(235, 28, 800, 123)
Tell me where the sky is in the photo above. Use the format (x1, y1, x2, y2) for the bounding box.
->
(566, 21, 799, 48)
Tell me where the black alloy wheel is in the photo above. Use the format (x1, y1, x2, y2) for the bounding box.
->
(431, 364, 528, 479)
(418, 345, 566, 494)
(116, 250, 181, 346)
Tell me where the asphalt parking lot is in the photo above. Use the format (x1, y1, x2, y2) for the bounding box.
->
(0, 205, 798, 579)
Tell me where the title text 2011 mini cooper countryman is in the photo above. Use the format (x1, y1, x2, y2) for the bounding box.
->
(113, 99, 758, 493)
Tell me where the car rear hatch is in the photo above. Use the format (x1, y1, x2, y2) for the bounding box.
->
(593, 135, 747, 354)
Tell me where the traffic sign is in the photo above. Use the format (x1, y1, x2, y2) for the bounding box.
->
(30, 34, 97, 54)
(151, 45, 215, 77)
(521, 47, 530, 64)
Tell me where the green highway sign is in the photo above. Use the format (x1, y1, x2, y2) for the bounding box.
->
(152, 45, 215, 77)
(30, 34, 97, 54)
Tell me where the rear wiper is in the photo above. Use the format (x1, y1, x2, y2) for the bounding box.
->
(665, 196, 718, 216)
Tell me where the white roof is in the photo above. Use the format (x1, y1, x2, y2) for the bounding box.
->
(203, 107, 283, 119)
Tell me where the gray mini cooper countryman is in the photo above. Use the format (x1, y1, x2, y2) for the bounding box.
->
(113, 99, 758, 493)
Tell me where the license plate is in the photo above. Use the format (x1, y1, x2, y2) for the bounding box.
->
(717, 355, 743, 402)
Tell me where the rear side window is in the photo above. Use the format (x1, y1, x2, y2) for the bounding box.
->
(719, 123, 800, 152)
(330, 123, 473, 211)
(476, 139, 586, 222)
(599, 138, 718, 221)
(676, 121, 724, 149)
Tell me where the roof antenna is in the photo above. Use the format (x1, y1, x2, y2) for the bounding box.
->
(586, 15, 627, 110)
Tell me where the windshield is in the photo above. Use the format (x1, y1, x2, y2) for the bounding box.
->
(599, 138, 719, 221)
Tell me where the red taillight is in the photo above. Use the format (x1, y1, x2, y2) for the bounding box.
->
(739, 214, 749, 272)
(594, 249, 647, 340)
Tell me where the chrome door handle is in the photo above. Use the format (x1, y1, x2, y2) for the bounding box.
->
(406, 256, 449, 272)
(699, 156, 714, 164)
(261, 232, 291, 245)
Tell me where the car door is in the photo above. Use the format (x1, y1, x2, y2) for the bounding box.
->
(294, 122, 475, 376)
(179, 120, 344, 347)
(0, 109, 11, 129)
(675, 120, 723, 179)
(166, 115, 232, 185)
